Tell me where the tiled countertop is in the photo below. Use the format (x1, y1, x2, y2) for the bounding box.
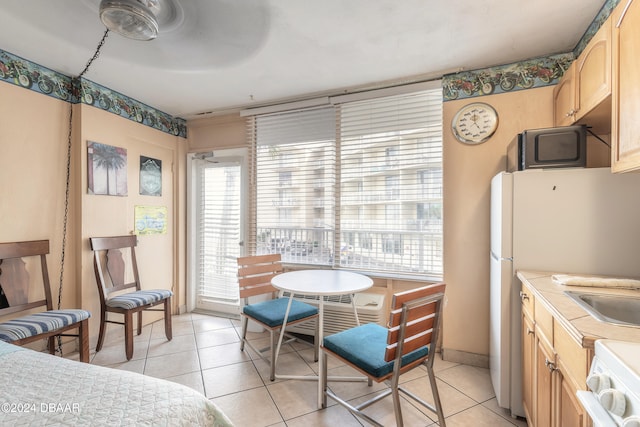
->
(517, 270, 640, 349)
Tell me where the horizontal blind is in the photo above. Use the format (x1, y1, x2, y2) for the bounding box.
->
(196, 161, 242, 301)
(254, 107, 337, 265)
(337, 88, 443, 276)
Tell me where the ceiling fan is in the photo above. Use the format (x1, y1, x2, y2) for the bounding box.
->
(99, 0, 160, 41)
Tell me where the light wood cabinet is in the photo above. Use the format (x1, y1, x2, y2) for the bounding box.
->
(553, 16, 612, 129)
(522, 306, 535, 424)
(520, 282, 590, 427)
(553, 62, 577, 126)
(558, 361, 586, 427)
(612, 0, 640, 172)
(535, 329, 555, 427)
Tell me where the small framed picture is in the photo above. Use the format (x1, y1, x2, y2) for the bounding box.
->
(139, 156, 162, 196)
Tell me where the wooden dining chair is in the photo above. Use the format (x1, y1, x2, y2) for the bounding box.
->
(237, 254, 319, 381)
(90, 235, 172, 361)
(0, 240, 91, 362)
(320, 282, 447, 427)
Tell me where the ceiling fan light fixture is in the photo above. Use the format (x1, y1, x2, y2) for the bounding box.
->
(99, 0, 159, 41)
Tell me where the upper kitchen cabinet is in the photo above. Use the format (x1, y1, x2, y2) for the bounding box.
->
(553, 18, 612, 131)
(612, 0, 640, 173)
(553, 62, 577, 127)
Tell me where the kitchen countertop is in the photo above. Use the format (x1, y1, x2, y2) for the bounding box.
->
(517, 270, 640, 349)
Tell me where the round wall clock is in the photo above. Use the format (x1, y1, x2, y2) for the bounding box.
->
(451, 102, 499, 144)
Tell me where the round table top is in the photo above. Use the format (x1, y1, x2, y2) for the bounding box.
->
(271, 269, 373, 296)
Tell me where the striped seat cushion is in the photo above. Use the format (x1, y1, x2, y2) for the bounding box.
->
(106, 289, 173, 310)
(0, 309, 91, 343)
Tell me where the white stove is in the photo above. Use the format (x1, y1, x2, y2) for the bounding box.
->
(578, 340, 640, 427)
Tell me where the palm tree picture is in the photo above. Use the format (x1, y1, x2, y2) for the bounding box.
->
(87, 141, 128, 196)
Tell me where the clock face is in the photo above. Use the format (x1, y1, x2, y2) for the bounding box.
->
(452, 102, 498, 144)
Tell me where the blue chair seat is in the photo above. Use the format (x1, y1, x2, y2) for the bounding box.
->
(0, 309, 91, 343)
(106, 289, 173, 310)
(243, 298, 318, 328)
(323, 322, 429, 378)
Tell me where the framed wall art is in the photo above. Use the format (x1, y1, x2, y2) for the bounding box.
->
(139, 156, 162, 196)
(87, 141, 128, 196)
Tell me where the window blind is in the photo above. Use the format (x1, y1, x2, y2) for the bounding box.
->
(196, 161, 242, 302)
(336, 89, 443, 275)
(248, 85, 443, 276)
(251, 107, 337, 265)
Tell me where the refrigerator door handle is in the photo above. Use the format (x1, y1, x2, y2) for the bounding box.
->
(490, 251, 513, 262)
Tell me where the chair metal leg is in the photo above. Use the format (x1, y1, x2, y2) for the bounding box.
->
(391, 385, 404, 427)
(269, 329, 277, 381)
(427, 364, 446, 426)
(239, 316, 248, 351)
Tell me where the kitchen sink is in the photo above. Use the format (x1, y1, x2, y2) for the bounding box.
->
(564, 291, 640, 327)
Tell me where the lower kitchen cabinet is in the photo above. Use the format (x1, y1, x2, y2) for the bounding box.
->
(558, 363, 586, 427)
(520, 281, 590, 427)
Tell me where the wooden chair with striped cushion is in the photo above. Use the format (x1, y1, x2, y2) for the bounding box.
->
(0, 240, 91, 362)
(320, 282, 447, 427)
(90, 235, 172, 360)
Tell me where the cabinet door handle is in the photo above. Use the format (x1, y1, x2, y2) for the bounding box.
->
(527, 327, 534, 335)
(519, 291, 529, 301)
(545, 357, 557, 372)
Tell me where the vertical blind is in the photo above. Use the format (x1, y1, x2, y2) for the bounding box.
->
(248, 85, 443, 277)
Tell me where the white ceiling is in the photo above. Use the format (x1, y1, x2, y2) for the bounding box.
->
(0, 0, 605, 119)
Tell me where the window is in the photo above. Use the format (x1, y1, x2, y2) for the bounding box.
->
(248, 83, 443, 277)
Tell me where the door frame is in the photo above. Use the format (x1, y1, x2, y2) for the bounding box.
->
(186, 147, 248, 313)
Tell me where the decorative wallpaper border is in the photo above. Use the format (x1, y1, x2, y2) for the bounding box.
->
(442, 53, 573, 101)
(443, 0, 620, 101)
(0, 48, 186, 138)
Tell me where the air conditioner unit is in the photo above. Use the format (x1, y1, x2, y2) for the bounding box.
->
(285, 292, 386, 336)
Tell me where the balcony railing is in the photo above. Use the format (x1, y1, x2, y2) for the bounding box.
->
(256, 225, 442, 275)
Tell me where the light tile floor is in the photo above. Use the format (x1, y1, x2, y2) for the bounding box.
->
(84, 313, 529, 427)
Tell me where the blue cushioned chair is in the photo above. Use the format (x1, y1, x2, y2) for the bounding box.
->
(237, 254, 319, 381)
(320, 283, 447, 427)
(90, 235, 172, 360)
(0, 240, 91, 362)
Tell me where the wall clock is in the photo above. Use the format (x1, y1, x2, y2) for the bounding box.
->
(451, 102, 499, 144)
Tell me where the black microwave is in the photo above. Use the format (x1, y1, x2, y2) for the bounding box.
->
(507, 125, 587, 172)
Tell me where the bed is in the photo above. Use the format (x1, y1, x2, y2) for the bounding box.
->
(0, 340, 233, 426)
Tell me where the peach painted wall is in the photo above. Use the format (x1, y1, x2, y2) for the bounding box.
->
(442, 86, 556, 363)
(0, 81, 186, 351)
(78, 105, 185, 346)
(0, 82, 79, 317)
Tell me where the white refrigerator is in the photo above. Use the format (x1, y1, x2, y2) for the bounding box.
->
(490, 167, 640, 418)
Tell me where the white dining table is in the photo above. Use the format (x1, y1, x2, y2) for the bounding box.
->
(271, 269, 373, 407)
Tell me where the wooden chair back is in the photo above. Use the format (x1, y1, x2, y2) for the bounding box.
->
(237, 254, 283, 300)
(0, 240, 53, 316)
(384, 282, 446, 362)
(90, 235, 141, 301)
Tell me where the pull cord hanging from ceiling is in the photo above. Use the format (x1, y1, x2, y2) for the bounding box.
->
(55, 29, 110, 356)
